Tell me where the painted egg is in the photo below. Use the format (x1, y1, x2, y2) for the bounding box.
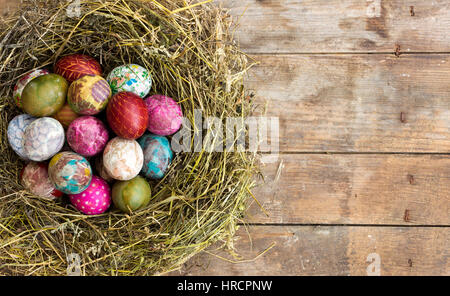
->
(145, 95, 183, 136)
(106, 92, 148, 139)
(21, 74, 68, 117)
(94, 157, 114, 183)
(69, 176, 111, 215)
(138, 134, 173, 179)
(24, 117, 65, 161)
(20, 162, 63, 199)
(106, 64, 152, 98)
(67, 116, 109, 157)
(13, 69, 50, 108)
(51, 103, 80, 128)
(48, 151, 92, 194)
(7, 114, 37, 159)
(68, 75, 111, 115)
(103, 137, 143, 181)
(112, 176, 151, 213)
(54, 54, 102, 82)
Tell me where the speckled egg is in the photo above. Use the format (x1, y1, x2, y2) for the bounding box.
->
(54, 54, 102, 82)
(138, 134, 173, 179)
(7, 114, 37, 160)
(94, 157, 114, 183)
(107, 64, 152, 98)
(21, 162, 63, 200)
(112, 176, 151, 213)
(23, 117, 65, 161)
(48, 151, 92, 194)
(13, 69, 50, 108)
(67, 116, 109, 157)
(21, 74, 68, 117)
(68, 75, 111, 115)
(69, 176, 111, 215)
(51, 103, 80, 128)
(106, 91, 148, 139)
(103, 137, 143, 181)
(145, 95, 183, 136)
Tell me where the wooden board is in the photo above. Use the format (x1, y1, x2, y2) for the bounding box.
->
(248, 54, 450, 152)
(174, 226, 450, 276)
(248, 154, 450, 225)
(224, 0, 450, 53)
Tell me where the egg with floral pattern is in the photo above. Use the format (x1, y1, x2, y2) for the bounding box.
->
(20, 162, 63, 200)
(145, 95, 183, 136)
(54, 54, 102, 82)
(106, 64, 152, 98)
(69, 176, 111, 215)
(112, 176, 151, 213)
(48, 151, 92, 194)
(7, 114, 37, 160)
(138, 134, 173, 179)
(23, 117, 65, 161)
(68, 75, 111, 115)
(103, 137, 143, 181)
(13, 69, 50, 108)
(67, 116, 109, 157)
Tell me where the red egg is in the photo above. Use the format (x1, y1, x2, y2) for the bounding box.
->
(54, 54, 102, 82)
(106, 92, 148, 139)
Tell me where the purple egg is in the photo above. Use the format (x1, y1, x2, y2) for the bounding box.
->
(67, 116, 109, 157)
(144, 95, 183, 136)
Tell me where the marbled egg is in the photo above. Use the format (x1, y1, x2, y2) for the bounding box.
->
(51, 103, 80, 128)
(21, 74, 68, 117)
(69, 176, 111, 215)
(13, 69, 50, 108)
(103, 137, 143, 181)
(112, 176, 151, 213)
(48, 151, 92, 194)
(145, 95, 183, 136)
(67, 116, 109, 157)
(107, 64, 152, 98)
(21, 162, 63, 200)
(106, 91, 148, 139)
(94, 157, 114, 183)
(7, 114, 37, 159)
(138, 134, 173, 179)
(68, 75, 111, 115)
(54, 54, 102, 82)
(24, 117, 65, 161)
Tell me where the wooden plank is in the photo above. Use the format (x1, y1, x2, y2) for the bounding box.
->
(248, 154, 450, 225)
(224, 0, 450, 53)
(248, 54, 450, 152)
(174, 226, 449, 276)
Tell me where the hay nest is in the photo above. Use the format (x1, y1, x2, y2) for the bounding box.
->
(0, 0, 257, 275)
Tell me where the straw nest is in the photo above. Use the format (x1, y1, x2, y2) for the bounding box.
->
(0, 0, 258, 275)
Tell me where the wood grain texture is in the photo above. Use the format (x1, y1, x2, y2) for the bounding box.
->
(249, 54, 450, 152)
(248, 154, 450, 225)
(224, 0, 450, 53)
(174, 226, 449, 276)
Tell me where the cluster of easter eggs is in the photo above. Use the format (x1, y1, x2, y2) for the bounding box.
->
(8, 54, 184, 215)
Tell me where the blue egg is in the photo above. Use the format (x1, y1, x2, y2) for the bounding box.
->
(138, 134, 173, 179)
(7, 114, 37, 160)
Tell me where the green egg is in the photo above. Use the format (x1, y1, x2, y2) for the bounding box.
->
(112, 176, 151, 213)
(21, 74, 68, 117)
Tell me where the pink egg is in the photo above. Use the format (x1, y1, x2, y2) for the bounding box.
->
(144, 95, 183, 136)
(69, 176, 111, 215)
(67, 116, 109, 157)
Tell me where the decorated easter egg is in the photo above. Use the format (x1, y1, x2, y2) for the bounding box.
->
(68, 75, 111, 115)
(51, 103, 80, 128)
(67, 116, 109, 157)
(112, 176, 151, 213)
(24, 117, 65, 161)
(21, 74, 68, 117)
(107, 64, 152, 98)
(7, 114, 37, 159)
(48, 151, 92, 194)
(69, 176, 111, 215)
(103, 137, 143, 181)
(145, 95, 183, 136)
(20, 162, 63, 199)
(95, 157, 114, 183)
(54, 54, 102, 82)
(13, 69, 50, 108)
(106, 92, 148, 139)
(138, 134, 173, 179)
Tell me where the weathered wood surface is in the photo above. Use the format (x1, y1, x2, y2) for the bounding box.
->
(248, 54, 450, 152)
(248, 154, 450, 225)
(174, 226, 449, 276)
(224, 0, 450, 53)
